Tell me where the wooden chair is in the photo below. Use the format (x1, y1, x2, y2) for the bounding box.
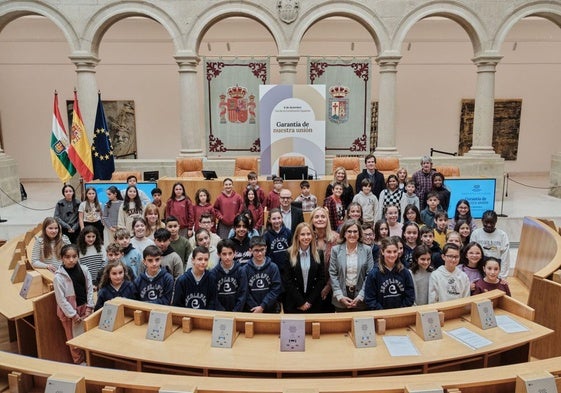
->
(333, 157, 360, 177)
(375, 157, 399, 177)
(176, 158, 203, 178)
(279, 156, 305, 167)
(434, 166, 460, 177)
(234, 156, 259, 177)
(111, 171, 142, 181)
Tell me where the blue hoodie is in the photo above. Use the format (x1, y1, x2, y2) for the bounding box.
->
(364, 264, 415, 310)
(172, 268, 216, 309)
(211, 261, 248, 312)
(134, 268, 174, 305)
(244, 256, 282, 313)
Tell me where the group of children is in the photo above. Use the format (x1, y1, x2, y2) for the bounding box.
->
(41, 166, 511, 363)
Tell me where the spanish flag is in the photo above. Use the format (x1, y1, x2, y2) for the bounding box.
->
(68, 91, 94, 181)
(50, 92, 76, 183)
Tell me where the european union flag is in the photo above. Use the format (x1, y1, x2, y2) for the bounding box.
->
(91, 93, 115, 180)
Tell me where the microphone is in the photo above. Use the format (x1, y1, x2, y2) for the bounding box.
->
(307, 167, 318, 180)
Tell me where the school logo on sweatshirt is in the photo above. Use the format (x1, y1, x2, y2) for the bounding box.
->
(140, 283, 165, 301)
(185, 293, 207, 309)
(248, 272, 271, 292)
(217, 276, 239, 295)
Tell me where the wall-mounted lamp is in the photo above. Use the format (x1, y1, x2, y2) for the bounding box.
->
(207, 42, 212, 51)
(512, 42, 517, 51)
(351, 42, 355, 51)
(226, 42, 231, 51)
(407, 42, 412, 51)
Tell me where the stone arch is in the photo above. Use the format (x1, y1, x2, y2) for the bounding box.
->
(0, 0, 79, 52)
(186, 2, 284, 56)
(83, 1, 184, 56)
(392, 1, 488, 56)
(290, 3, 389, 55)
(493, 1, 561, 51)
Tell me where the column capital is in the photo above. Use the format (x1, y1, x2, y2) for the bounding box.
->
(277, 55, 300, 67)
(375, 55, 401, 72)
(472, 55, 502, 70)
(68, 52, 99, 72)
(174, 55, 200, 72)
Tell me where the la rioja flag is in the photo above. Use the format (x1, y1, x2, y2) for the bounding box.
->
(50, 92, 76, 183)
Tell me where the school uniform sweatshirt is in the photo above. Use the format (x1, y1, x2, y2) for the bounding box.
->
(134, 268, 174, 305)
(364, 265, 415, 310)
(172, 269, 215, 309)
(94, 280, 136, 311)
(244, 257, 282, 313)
(263, 226, 292, 275)
(428, 266, 470, 304)
(211, 262, 248, 312)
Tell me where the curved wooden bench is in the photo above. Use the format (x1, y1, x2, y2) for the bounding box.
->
(67, 292, 550, 378)
(0, 350, 560, 393)
(515, 217, 561, 358)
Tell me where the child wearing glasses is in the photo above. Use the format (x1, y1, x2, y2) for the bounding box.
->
(428, 243, 470, 303)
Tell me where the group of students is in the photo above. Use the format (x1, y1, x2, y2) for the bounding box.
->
(36, 162, 511, 364)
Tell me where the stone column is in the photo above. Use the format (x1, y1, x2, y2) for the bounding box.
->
(68, 53, 99, 135)
(374, 55, 401, 156)
(175, 54, 204, 156)
(277, 55, 299, 85)
(467, 55, 502, 156)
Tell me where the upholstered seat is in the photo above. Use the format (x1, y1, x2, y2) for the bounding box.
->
(176, 158, 203, 178)
(234, 156, 259, 177)
(111, 171, 142, 181)
(279, 156, 305, 167)
(333, 157, 360, 177)
(434, 165, 460, 177)
(376, 157, 400, 177)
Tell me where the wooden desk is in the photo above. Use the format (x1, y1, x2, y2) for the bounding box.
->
(70, 292, 552, 378)
(1, 350, 561, 393)
(157, 176, 348, 207)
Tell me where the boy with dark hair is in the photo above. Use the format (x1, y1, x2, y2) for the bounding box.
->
(428, 243, 470, 303)
(294, 180, 318, 212)
(189, 212, 221, 249)
(172, 246, 216, 309)
(134, 245, 174, 305)
(244, 236, 282, 313)
(265, 176, 283, 210)
(433, 211, 449, 248)
(243, 171, 266, 204)
(165, 216, 192, 267)
(420, 192, 442, 229)
(150, 228, 184, 279)
(151, 187, 166, 218)
(211, 239, 248, 311)
(420, 225, 444, 269)
(352, 178, 378, 224)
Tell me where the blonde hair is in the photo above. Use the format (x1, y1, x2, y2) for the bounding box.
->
(308, 206, 338, 244)
(288, 223, 320, 267)
(330, 166, 349, 188)
(143, 203, 163, 237)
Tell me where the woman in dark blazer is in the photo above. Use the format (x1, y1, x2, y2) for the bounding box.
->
(282, 222, 324, 313)
(329, 219, 374, 311)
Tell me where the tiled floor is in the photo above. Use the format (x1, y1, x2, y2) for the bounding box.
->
(1, 174, 560, 272)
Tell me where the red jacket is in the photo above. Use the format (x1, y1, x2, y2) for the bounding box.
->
(214, 191, 244, 227)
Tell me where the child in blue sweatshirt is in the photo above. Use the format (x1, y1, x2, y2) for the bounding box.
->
(211, 239, 247, 312)
(134, 245, 174, 305)
(172, 246, 216, 309)
(244, 236, 282, 313)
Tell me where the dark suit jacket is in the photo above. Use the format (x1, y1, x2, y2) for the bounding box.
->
(355, 169, 386, 198)
(282, 251, 324, 313)
(287, 207, 304, 234)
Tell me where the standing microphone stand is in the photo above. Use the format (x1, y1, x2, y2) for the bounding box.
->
(498, 173, 509, 217)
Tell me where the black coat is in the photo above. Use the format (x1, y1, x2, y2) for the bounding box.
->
(282, 251, 324, 313)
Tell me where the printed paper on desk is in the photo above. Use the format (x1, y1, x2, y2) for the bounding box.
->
(496, 315, 529, 333)
(382, 336, 420, 357)
(446, 327, 492, 350)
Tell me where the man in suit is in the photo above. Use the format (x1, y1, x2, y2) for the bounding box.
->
(279, 189, 304, 235)
(355, 154, 386, 198)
